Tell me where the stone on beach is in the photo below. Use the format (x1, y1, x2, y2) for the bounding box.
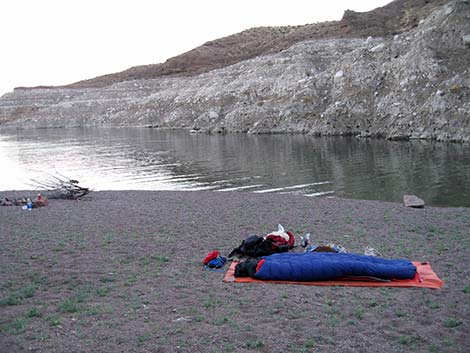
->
(403, 195, 425, 208)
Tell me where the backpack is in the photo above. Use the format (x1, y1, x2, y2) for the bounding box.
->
(228, 231, 294, 258)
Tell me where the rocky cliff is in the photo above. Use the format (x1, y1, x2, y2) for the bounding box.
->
(1, 0, 469, 142)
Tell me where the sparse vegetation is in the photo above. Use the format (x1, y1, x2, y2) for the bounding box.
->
(26, 307, 42, 318)
(46, 315, 62, 327)
(245, 340, 265, 349)
(57, 299, 80, 313)
(443, 318, 462, 328)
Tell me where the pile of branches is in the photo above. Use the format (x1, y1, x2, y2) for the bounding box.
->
(30, 173, 92, 200)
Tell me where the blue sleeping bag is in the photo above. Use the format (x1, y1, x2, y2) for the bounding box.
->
(254, 252, 416, 281)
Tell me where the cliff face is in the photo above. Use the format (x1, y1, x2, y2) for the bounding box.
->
(1, 0, 469, 142)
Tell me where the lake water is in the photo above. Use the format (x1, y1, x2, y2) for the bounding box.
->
(0, 128, 469, 207)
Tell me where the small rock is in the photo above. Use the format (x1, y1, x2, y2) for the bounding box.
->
(463, 34, 470, 48)
(173, 316, 192, 323)
(404, 195, 425, 208)
(0, 199, 13, 206)
(370, 43, 385, 53)
(14, 199, 25, 206)
(209, 111, 219, 120)
(334, 70, 344, 79)
(436, 90, 445, 96)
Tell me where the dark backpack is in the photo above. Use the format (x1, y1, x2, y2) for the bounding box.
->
(228, 234, 289, 258)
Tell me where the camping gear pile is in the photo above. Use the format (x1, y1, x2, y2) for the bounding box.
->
(204, 223, 426, 284)
(228, 224, 295, 258)
(0, 194, 49, 208)
(300, 232, 347, 254)
(203, 251, 227, 270)
(202, 224, 294, 270)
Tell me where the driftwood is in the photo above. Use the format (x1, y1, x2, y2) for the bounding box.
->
(30, 172, 92, 200)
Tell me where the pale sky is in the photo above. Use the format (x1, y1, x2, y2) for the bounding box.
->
(0, 0, 391, 96)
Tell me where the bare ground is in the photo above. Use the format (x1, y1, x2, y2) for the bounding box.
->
(0, 190, 468, 353)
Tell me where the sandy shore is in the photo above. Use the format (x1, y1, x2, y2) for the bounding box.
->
(1, 190, 469, 352)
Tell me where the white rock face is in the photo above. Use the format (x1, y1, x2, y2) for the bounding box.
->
(0, 0, 469, 142)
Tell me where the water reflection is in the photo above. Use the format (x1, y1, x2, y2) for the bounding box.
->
(0, 128, 468, 207)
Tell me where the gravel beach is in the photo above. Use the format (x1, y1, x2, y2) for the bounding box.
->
(0, 190, 469, 353)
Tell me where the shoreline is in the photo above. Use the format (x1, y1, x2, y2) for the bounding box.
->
(2, 125, 470, 145)
(1, 189, 469, 209)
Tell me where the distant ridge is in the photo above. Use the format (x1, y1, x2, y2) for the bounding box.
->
(53, 0, 446, 89)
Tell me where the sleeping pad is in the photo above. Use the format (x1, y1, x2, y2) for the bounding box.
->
(235, 252, 417, 281)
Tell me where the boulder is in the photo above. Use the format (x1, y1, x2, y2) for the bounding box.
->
(404, 195, 425, 208)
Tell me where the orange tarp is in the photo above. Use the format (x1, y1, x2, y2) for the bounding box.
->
(223, 261, 444, 289)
